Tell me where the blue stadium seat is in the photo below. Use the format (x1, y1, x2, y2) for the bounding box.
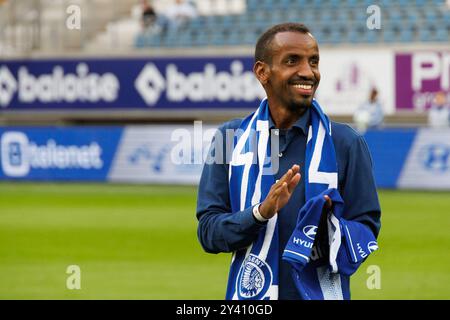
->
(346, 29, 362, 43)
(413, 0, 427, 7)
(252, 9, 269, 25)
(418, 24, 437, 42)
(235, 14, 250, 28)
(362, 0, 373, 7)
(269, 9, 288, 25)
(405, 8, 420, 24)
(242, 30, 258, 45)
(226, 31, 243, 46)
(382, 29, 397, 43)
(424, 9, 438, 22)
(400, 20, 417, 33)
(352, 7, 368, 23)
(310, 0, 325, 8)
(317, 10, 333, 23)
(285, 9, 303, 23)
(293, 0, 308, 7)
(247, 0, 259, 10)
(150, 34, 163, 47)
(388, 20, 403, 34)
(134, 34, 145, 48)
(365, 30, 380, 43)
(434, 28, 448, 42)
(444, 10, 450, 20)
(381, 0, 394, 6)
(210, 31, 225, 46)
(221, 15, 236, 28)
(398, 28, 414, 42)
(188, 17, 203, 30)
(194, 33, 209, 46)
(279, 0, 295, 7)
(388, 8, 403, 21)
(397, 0, 413, 6)
(327, 29, 343, 44)
(328, 0, 342, 8)
(340, 0, 358, 8)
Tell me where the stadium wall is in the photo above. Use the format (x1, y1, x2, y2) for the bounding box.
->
(1, 125, 450, 190)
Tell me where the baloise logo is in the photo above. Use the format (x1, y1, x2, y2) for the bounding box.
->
(0, 63, 119, 108)
(0, 66, 17, 107)
(419, 144, 450, 172)
(134, 60, 265, 106)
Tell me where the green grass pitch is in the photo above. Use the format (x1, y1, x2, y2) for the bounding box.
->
(0, 183, 449, 299)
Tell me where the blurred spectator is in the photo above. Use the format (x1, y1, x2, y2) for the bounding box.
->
(428, 91, 450, 128)
(141, 0, 157, 32)
(167, 0, 198, 24)
(353, 87, 384, 132)
(160, 0, 198, 32)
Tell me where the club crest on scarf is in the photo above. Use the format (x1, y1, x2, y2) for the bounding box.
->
(236, 254, 273, 300)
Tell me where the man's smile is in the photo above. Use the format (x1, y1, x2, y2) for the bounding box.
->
(291, 82, 315, 95)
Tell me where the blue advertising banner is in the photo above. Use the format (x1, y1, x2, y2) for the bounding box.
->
(364, 129, 417, 188)
(1, 125, 449, 189)
(0, 58, 265, 110)
(0, 127, 122, 181)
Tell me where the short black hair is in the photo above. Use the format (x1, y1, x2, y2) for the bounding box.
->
(254, 23, 311, 64)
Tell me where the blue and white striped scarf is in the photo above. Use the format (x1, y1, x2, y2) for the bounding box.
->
(226, 98, 338, 300)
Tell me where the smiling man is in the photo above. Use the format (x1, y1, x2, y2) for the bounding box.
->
(253, 26, 320, 130)
(196, 23, 381, 300)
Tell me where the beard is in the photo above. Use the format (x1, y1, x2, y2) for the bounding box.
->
(285, 96, 313, 116)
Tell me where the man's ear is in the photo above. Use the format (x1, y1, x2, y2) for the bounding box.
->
(254, 61, 270, 85)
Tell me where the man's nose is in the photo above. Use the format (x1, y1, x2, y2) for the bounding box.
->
(296, 60, 314, 79)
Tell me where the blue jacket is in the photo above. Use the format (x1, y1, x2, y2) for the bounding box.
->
(197, 110, 381, 299)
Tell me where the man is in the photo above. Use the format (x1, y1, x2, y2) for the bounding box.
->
(428, 91, 450, 128)
(196, 23, 381, 300)
(162, 0, 198, 31)
(353, 87, 384, 133)
(141, 0, 157, 32)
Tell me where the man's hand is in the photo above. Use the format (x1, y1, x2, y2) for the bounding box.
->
(258, 164, 301, 219)
(315, 195, 333, 247)
(323, 195, 332, 211)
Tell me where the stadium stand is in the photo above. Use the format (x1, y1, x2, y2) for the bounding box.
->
(135, 0, 450, 48)
(0, 0, 137, 54)
(1, 0, 448, 53)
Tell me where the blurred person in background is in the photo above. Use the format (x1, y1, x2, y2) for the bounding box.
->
(155, 0, 198, 33)
(353, 87, 384, 133)
(141, 0, 157, 33)
(428, 91, 450, 128)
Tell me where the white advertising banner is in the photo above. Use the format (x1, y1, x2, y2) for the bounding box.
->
(398, 128, 450, 190)
(109, 124, 217, 184)
(316, 48, 395, 116)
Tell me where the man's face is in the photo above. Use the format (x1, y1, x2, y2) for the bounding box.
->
(261, 32, 320, 113)
(435, 92, 446, 106)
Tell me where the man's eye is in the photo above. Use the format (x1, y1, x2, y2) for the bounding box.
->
(286, 58, 296, 64)
(310, 59, 319, 66)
